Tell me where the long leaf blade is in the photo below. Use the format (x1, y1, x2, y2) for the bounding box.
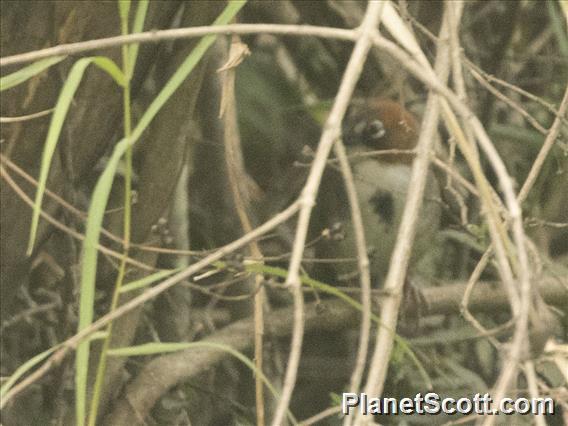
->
(0, 56, 65, 91)
(74, 2, 247, 422)
(26, 56, 124, 256)
(131, 0, 247, 142)
(128, 0, 150, 78)
(74, 138, 129, 425)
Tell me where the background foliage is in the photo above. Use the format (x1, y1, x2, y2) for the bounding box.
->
(1, 1, 567, 425)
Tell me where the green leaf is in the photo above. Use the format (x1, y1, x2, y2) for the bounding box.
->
(0, 56, 65, 91)
(548, 0, 568, 58)
(26, 56, 124, 256)
(91, 56, 126, 87)
(0, 347, 56, 402)
(118, 0, 131, 24)
(128, 0, 149, 79)
(245, 263, 433, 389)
(75, 137, 129, 426)
(131, 0, 248, 142)
(0, 332, 106, 403)
(119, 268, 181, 294)
(74, 3, 247, 422)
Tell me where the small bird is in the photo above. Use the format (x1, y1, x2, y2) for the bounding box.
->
(316, 98, 442, 290)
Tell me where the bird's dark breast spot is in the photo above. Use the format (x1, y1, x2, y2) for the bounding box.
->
(370, 190, 394, 226)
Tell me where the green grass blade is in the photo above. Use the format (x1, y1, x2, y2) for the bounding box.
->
(26, 56, 124, 256)
(0, 347, 56, 402)
(128, 0, 149, 78)
(74, 2, 247, 422)
(245, 263, 433, 389)
(548, 0, 568, 58)
(26, 58, 91, 256)
(118, 0, 131, 24)
(131, 0, 247, 142)
(0, 56, 65, 91)
(119, 268, 181, 294)
(75, 137, 129, 426)
(91, 57, 126, 87)
(0, 332, 106, 403)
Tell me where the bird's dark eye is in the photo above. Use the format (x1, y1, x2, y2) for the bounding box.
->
(343, 116, 386, 146)
(366, 120, 386, 141)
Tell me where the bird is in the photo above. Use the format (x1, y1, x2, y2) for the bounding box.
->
(315, 98, 442, 291)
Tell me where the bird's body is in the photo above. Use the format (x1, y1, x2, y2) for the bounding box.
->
(316, 99, 441, 286)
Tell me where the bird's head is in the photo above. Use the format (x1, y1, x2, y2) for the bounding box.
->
(342, 98, 419, 164)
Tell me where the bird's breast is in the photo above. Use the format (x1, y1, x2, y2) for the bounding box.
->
(337, 157, 441, 284)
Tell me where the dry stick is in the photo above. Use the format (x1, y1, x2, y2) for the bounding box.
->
(441, 45, 521, 335)
(1, 14, 559, 418)
(431, 156, 479, 198)
(468, 66, 548, 135)
(464, 86, 567, 426)
(1, 154, 126, 247)
(0, 108, 54, 123)
(445, 0, 466, 217)
(334, 142, 372, 399)
(103, 277, 567, 424)
(357, 94, 442, 425)
(518, 86, 568, 204)
(524, 361, 547, 426)
(457, 86, 568, 425)
(300, 406, 342, 426)
(465, 57, 568, 125)
(443, 103, 520, 314)
(270, 3, 385, 425)
(260, 30, 373, 388)
(0, 24, 357, 67)
(365, 2, 530, 413)
(370, 34, 534, 418)
(395, 5, 566, 124)
(354, 6, 452, 420)
(331, 10, 391, 412)
(0, 200, 301, 409)
(447, 1, 466, 103)
(0, 154, 87, 218)
(0, 153, 205, 257)
(463, 87, 568, 343)
(482, 85, 568, 426)
(461, 247, 503, 349)
(0, 165, 153, 272)
(218, 34, 266, 426)
(4, 18, 563, 132)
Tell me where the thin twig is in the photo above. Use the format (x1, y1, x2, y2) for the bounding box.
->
(334, 140, 372, 401)
(0, 24, 357, 67)
(369, 31, 534, 419)
(0, 200, 301, 409)
(271, 2, 385, 425)
(0, 153, 204, 256)
(0, 165, 153, 272)
(468, 66, 548, 135)
(218, 33, 266, 426)
(524, 361, 547, 426)
(354, 5, 451, 420)
(0, 108, 54, 123)
(518, 85, 568, 204)
(358, 91, 442, 424)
